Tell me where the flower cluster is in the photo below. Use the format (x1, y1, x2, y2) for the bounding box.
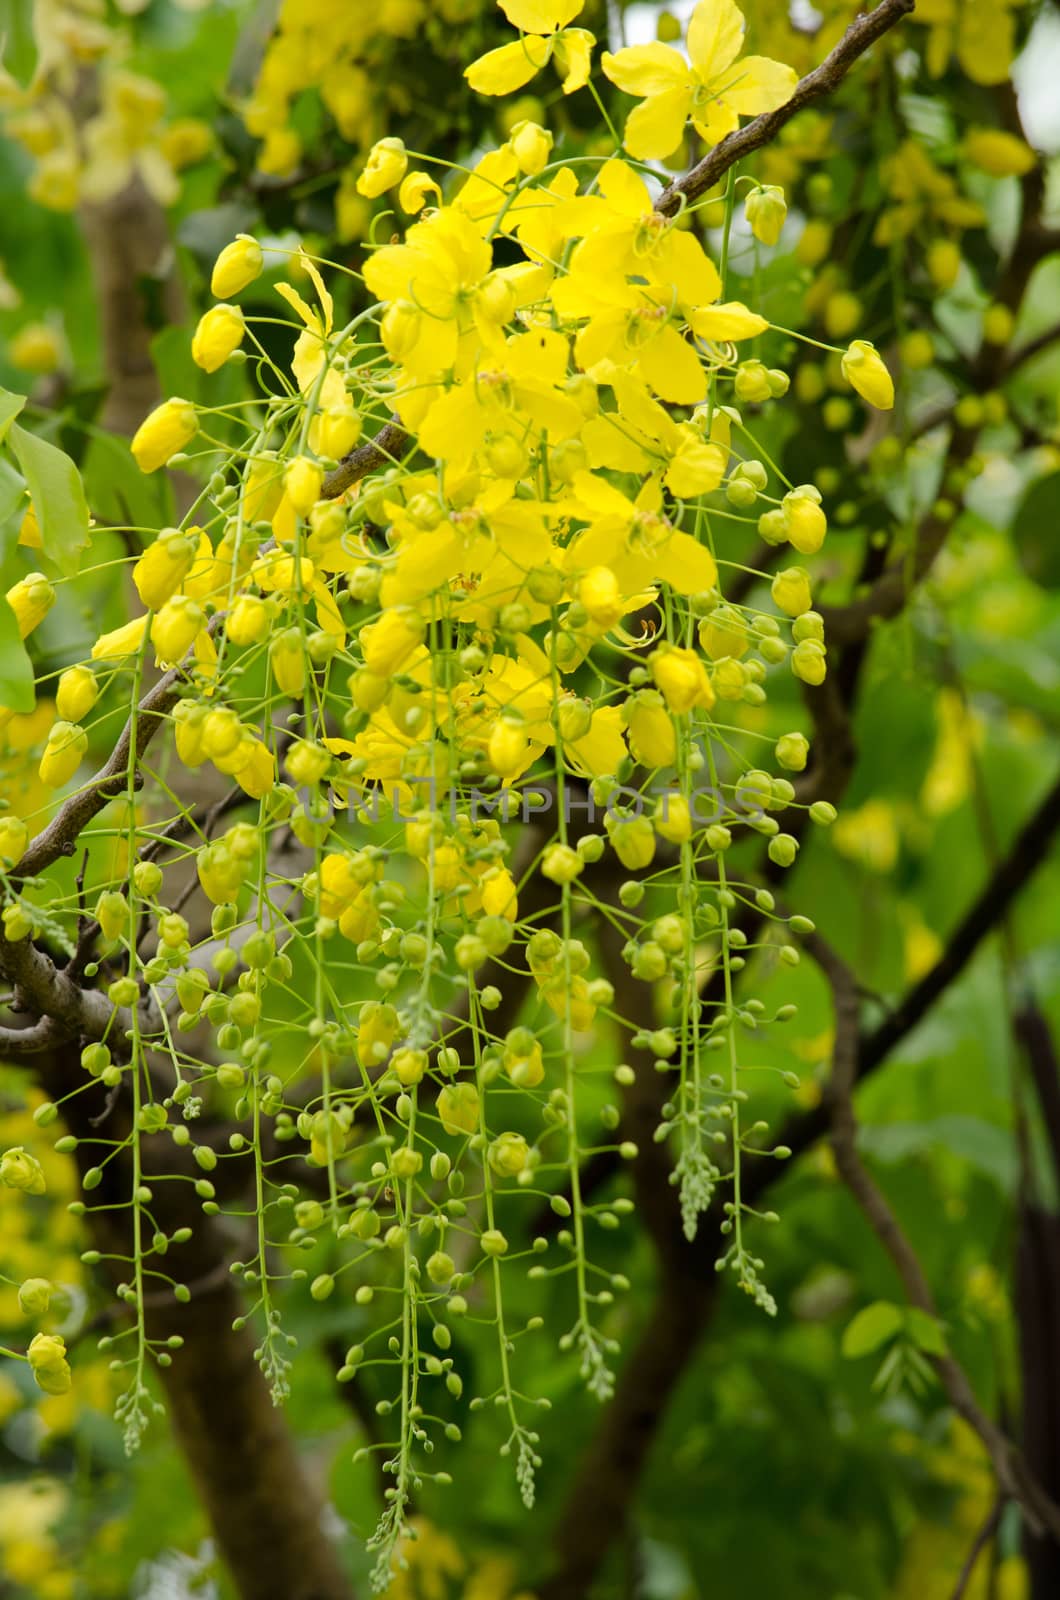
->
(0, 0, 904, 1586)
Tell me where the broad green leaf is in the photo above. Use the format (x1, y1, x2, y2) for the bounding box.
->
(904, 1307, 948, 1357)
(841, 1300, 904, 1359)
(8, 420, 91, 577)
(0, 384, 26, 448)
(0, 594, 35, 713)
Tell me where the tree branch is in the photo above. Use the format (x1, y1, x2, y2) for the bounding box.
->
(655, 0, 916, 217)
(321, 419, 411, 500)
(811, 926, 1060, 1540)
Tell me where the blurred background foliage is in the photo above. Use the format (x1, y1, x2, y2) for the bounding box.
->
(0, 0, 1059, 1597)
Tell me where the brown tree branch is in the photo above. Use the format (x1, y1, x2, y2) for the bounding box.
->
(655, 0, 916, 217)
(811, 926, 1060, 1540)
(321, 420, 411, 500)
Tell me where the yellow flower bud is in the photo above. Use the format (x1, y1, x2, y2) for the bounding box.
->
(650, 647, 714, 714)
(744, 184, 787, 247)
(210, 234, 264, 298)
(927, 238, 960, 291)
(284, 456, 324, 514)
(55, 665, 99, 723)
(356, 137, 408, 198)
(380, 300, 422, 363)
(242, 454, 284, 524)
(131, 398, 198, 473)
(0, 1146, 46, 1194)
(504, 1029, 544, 1087)
(271, 627, 306, 696)
(509, 119, 553, 176)
(841, 339, 894, 410)
(480, 868, 517, 920)
(488, 1131, 529, 1177)
(0, 816, 28, 867)
(900, 330, 935, 370)
(782, 492, 827, 555)
(623, 692, 676, 769)
(982, 304, 1014, 346)
(27, 1331, 71, 1395)
(232, 738, 275, 798)
(437, 1081, 480, 1137)
(95, 890, 128, 942)
(607, 814, 656, 871)
(776, 732, 809, 771)
(961, 127, 1036, 179)
(488, 716, 529, 779)
(823, 291, 861, 340)
(654, 792, 692, 844)
(771, 566, 812, 617)
(91, 615, 149, 662)
(227, 595, 270, 646)
(173, 699, 208, 767)
(578, 565, 624, 628)
(392, 1046, 428, 1086)
(6, 571, 55, 639)
(18, 1277, 52, 1316)
(312, 406, 362, 460)
(542, 843, 583, 884)
(11, 322, 63, 374)
(356, 1001, 399, 1066)
(191, 303, 245, 373)
(152, 595, 204, 664)
(791, 638, 827, 686)
(133, 529, 197, 611)
(360, 606, 426, 676)
(39, 721, 87, 788)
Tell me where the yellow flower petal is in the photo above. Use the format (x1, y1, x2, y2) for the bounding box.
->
(466, 36, 550, 95)
(637, 324, 705, 405)
(721, 55, 798, 115)
(621, 85, 693, 161)
(554, 28, 595, 94)
(687, 0, 745, 84)
(689, 301, 769, 341)
(499, 0, 582, 29)
(602, 42, 689, 96)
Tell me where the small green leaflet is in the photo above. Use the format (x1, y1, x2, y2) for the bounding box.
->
(0, 387, 26, 448)
(841, 1299, 948, 1361)
(0, 594, 35, 713)
(7, 420, 91, 577)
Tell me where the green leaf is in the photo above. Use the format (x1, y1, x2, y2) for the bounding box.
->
(0, 385, 26, 448)
(0, 456, 26, 527)
(904, 1307, 948, 1357)
(1011, 470, 1060, 588)
(7, 421, 91, 577)
(841, 1301, 904, 1359)
(0, 595, 35, 713)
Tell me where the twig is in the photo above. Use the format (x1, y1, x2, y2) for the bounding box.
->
(320, 419, 411, 500)
(654, 0, 916, 216)
(949, 1497, 1005, 1600)
(810, 926, 1060, 1540)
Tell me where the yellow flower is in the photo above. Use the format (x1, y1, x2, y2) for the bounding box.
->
(210, 234, 264, 297)
(961, 127, 1036, 178)
(602, 0, 796, 160)
(0, 816, 28, 866)
(466, 1, 594, 99)
(10, 322, 64, 374)
(27, 1332, 71, 1396)
(191, 303, 245, 372)
(284, 456, 324, 514)
(565, 471, 717, 597)
(437, 1081, 480, 1136)
(0, 1146, 47, 1194)
(152, 595, 204, 665)
(5, 571, 55, 639)
(356, 137, 408, 198)
(509, 119, 553, 175)
(130, 397, 197, 473)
